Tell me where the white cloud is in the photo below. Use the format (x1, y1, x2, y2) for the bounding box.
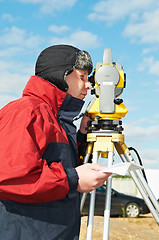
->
(121, 121, 159, 168)
(88, 0, 158, 24)
(0, 26, 42, 107)
(18, 0, 78, 13)
(89, 1, 159, 44)
(2, 13, 16, 22)
(123, 9, 159, 44)
(49, 30, 101, 49)
(88, 0, 128, 24)
(155, 114, 159, 119)
(0, 26, 43, 49)
(0, 67, 31, 93)
(124, 122, 159, 140)
(0, 47, 24, 58)
(141, 47, 157, 56)
(0, 59, 34, 75)
(138, 149, 159, 167)
(48, 25, 70, 34)
(137, 56, 159, 76)
(0, 26, 98, 58)
(0, 61, 33, 109)
(124, 104, 138, 113)
(0, 58, 34, 104)
(137, 56, 159, 92)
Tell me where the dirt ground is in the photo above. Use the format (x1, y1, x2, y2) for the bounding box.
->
(79, 214, 159, 240)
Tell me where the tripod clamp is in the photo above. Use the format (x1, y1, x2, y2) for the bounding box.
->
(88, 119, 123, 132)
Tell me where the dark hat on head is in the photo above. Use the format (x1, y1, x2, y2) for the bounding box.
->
(35, 44, 93, 92)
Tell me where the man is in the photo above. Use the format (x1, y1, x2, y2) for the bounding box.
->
(0, 45, 110, 239)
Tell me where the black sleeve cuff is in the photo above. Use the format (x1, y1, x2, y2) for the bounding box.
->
(64, 167, 79, 193)
(77, 130, 87, 144)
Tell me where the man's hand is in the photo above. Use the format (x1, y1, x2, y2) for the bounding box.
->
(79, 115, 91, 134)
(75, 163, 111, 193)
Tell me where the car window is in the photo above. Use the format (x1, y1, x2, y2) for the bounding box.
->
(96, 185, 118, 196)
(96, 185, 105, 193)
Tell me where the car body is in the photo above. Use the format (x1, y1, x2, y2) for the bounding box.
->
(81, 185, 150, 218)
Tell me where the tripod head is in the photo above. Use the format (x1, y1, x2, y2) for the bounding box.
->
(87, 48, 128, 132)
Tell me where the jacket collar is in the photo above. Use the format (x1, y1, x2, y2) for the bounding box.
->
(58, 94, 84, 123)
(22, 76, 84, 119)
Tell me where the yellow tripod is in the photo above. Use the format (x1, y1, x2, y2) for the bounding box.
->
(80, 128, 159, 240)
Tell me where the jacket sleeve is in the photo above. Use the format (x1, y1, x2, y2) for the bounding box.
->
(0, 104, 70, 203)
(77, 130, 87, 165)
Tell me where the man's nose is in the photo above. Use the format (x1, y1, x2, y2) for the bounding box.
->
(85, 81, 92, 90)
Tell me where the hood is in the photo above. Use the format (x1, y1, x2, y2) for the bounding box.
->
(35, 44, 93, 92)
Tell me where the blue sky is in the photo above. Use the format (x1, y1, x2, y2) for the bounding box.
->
(0, 0, 159, 170)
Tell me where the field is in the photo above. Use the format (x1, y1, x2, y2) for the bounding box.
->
(79, 214, 159, 240)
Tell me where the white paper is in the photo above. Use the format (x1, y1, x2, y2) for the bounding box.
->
(100, 162, 143, 176)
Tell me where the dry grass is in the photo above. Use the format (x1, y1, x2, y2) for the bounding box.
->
(80, 214, 159, 240)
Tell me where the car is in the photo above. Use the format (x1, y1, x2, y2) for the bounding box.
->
(81, 185, 150, 218)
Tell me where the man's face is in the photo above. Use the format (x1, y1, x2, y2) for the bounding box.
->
(66, 69, 92, 100)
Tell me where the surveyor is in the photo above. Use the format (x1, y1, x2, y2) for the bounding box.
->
(0, 44, 110, 239)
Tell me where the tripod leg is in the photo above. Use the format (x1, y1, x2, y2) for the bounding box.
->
(80, 154, 91, 213)
(115, 142, 159, 225)
(103, 151, 113, 240)
(122, 153, 159, 224)
(86, 151, 98, 240)
(80, 143, 93, 213)
(125, 153, 159, 212)
(80, 192, 88, 213)
(84, 143, 94, 164)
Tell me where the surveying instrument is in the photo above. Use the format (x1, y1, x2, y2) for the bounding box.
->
(80, 48, 159, 240)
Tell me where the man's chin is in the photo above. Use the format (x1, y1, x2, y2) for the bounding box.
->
(81, 94, 86, 99)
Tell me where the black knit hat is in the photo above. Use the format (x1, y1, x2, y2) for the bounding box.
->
(35, 44, 93, 92)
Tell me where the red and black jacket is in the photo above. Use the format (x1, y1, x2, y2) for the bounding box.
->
(0, 76, 85, 203)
